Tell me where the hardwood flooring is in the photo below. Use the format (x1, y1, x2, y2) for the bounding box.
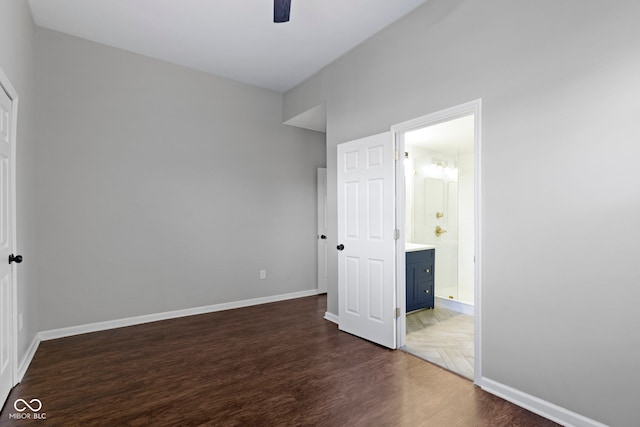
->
(0, 295, 557, 426)
(405, 307, 475, 380)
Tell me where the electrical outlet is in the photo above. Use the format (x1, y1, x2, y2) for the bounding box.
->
(260, 270, 266, 280)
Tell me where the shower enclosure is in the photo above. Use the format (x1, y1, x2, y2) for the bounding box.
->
(404, 117, 474, 306)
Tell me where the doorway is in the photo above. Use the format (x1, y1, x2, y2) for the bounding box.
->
(393, 100, 482, 382)
(334, 100, 482, 378)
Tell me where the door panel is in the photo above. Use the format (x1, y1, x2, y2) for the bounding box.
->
(345, 182, 359, 238)
(367, 259, 384, 321)
(345, 256, 360, 314)
(368, 179, 384, 239)
(337, 131, 396, 349)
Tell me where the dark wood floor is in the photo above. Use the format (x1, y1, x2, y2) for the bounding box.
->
(1, 295, 557, 426)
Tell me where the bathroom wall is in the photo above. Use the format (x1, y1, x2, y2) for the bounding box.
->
(457, 152, 474, 303)
(404, 146, 415, 242)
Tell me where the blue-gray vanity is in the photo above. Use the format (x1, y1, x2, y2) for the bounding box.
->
(406, 243, 436, 312)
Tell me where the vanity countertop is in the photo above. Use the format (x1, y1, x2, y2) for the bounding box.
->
(405, 242, 436, 252)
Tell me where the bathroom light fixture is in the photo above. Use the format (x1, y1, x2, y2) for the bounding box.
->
(421, 159, 458, 181)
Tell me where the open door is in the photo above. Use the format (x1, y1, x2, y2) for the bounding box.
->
(337, 132, 396, 349)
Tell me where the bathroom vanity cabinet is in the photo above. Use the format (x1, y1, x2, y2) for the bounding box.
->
(406, 248, 435, 312)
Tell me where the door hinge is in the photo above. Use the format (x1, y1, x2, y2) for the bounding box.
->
(394, 150, 399, 161)
(394, 307, 400, 319)
(393, 229, 400, 240)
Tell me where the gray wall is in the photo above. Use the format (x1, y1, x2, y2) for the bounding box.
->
(283, 1, 640, 426)
(35, 29, 326, 330)
(0, 0, 39, 367)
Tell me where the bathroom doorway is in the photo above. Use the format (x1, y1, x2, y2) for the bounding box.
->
(393, 100, 482, 382)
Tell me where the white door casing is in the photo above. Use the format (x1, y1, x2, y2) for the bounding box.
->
(337, 132, 396, 349)
(0, 72, 17, 406)
(317, 168, 328, 293)
(392, 99, 482, 382)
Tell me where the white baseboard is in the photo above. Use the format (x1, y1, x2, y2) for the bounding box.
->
(435, 296, 475, 316)
(17, 335, 40, 382)
(324, 311, 339, 324)
(39, 289, 320, 341)
(23, 292, 604, 427)
(479, 377, 607, 427)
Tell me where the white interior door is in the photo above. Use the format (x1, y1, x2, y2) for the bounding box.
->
(317, 168, 328, 293)
(0, 82, 16, 405)
(337, 132, 396, 349)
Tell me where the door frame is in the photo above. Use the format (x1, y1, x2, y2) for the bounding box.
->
(0, 66, 20, 393)
(391, 99, 483, 384)
(317, 167, 328, 293)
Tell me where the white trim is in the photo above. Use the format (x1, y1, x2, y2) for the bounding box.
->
(0, 69, 19, 100)
(39, 289, 320, 341)
(0, 66, 20, 392)
(478, 378, 608, 427)
(394, 133, 407, 348)
(391, 99, 483, 384)
(435, 296, 474, 316)
(17, 335, 39, 382)
(317, 167, 328, 293)
(392, 100, 480, 133)
(323, 311, 339, 324)
(473, 99, 484, 386)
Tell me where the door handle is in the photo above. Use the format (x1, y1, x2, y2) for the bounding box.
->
(435, 226, 447, 237)
(320, 235, 327, 240)
(9, 254, 23, 264)
(337, 244, 345, 251)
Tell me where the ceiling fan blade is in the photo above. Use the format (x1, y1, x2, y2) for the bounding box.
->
(274, 0, 291, 23)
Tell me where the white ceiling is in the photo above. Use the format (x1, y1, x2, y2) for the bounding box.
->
(28, 0, 429, 93)
(405, 115, 475, 154)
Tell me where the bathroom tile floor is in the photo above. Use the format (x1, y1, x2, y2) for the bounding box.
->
(404, 305, 475, 380)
